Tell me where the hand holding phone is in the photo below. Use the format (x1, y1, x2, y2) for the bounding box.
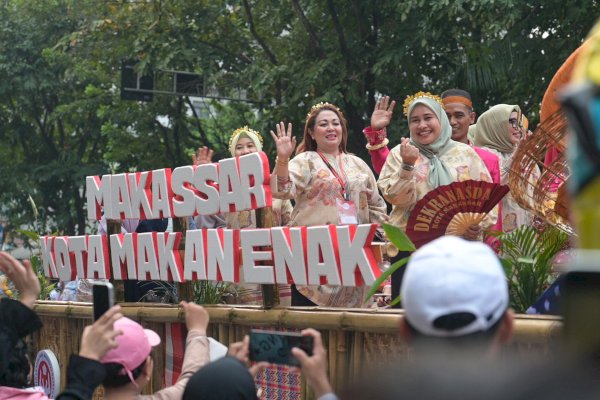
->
(93, 282, 114, 321)
(249, 329, 314, 366)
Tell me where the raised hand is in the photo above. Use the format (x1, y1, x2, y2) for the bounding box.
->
(291, 328, 333, 398)
(227, 335, 268, 377)
(270, 122, 296, 160)
(79, 305, 123, 360)
(0, 252, 40, 308)
(181, 301, 209, 335)
(399, 137, 420, 166)
(192, 146, 214, 166)
(371, 95, 396, 130)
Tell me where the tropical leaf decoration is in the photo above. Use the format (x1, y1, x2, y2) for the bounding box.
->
(492, 224, 570, 313)
(364, 223, 415, 305)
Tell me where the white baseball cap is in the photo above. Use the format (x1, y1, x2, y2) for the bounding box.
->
(401, 236, 509, 337)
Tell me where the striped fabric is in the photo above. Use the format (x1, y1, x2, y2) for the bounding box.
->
(164, 322, 187, 386)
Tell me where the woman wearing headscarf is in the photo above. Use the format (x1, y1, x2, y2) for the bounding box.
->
(192, 127, 293, 306)
(377, 92, 495, 301)
(271, 102, 388, 307)
(472, 104, 540, 233)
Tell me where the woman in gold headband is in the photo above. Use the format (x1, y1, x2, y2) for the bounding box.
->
(472, 105, 540, 233)
(193, 127, 293, 305)
(271, 102, 388, 307)
(377, 92, 495, 302)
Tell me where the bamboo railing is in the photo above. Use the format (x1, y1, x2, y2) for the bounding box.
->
(30, 302, 562, 399)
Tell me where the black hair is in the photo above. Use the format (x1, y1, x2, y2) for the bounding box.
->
(0, 338, 31, 388)
(441, 88, 474, 111)
(102, 360, 147, 388)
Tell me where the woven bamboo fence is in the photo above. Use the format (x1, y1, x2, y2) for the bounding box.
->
(30, 302, 562, 399)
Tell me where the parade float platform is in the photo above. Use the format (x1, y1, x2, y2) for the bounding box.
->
(31, 302, 561, 399)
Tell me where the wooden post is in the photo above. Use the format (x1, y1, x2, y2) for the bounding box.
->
(173, 217, 194, 302)
(255, 206, 279, 309)
(106, 220, 124, 302)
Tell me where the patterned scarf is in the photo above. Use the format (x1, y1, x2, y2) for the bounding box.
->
(407, 98, 457, 187)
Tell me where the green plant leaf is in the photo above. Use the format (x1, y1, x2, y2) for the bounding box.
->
(17, 229, 40, 242)
(389, 295, 402, 307)
(364, 256, 409, 303)
(383, 223, 416, 252)
(516, 257, 535, 264)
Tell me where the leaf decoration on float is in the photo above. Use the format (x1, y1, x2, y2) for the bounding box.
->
(405, 180, 509, 248)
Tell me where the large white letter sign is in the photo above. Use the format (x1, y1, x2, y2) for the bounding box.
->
(171, 166, 196, 218)
(193, 163, 220, 216)
(40, 236, 58, 278)
(156, 232, 184, 282)
(306, 226, 341, 286)
(151, 169, 173, 219)
(218, 158, 244, 213)
(184, 230, 207, 281)
(54, 237, 76, 282)
(86, 175, 111, 220)
(128, 171, 154, 219)
(109, 173, 133, 220)
(206, 229, 239, 282)
(110, 233, 137, 280)
(337, 224, 379, 286)
(137, 232, 161, 281)
(68, 236, 88, 279)
(238, 152, 271, 210)
(271, 227, 307, 285)
(240, 229, 274, 284)
(87, 235, 110, 279)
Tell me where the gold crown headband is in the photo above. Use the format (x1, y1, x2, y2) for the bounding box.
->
(403, 91, 444, 116)
(228, 126, 263, 149)
(306, 102, 341, 119)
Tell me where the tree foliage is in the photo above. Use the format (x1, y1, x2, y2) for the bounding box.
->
(0, 0, 598, 234)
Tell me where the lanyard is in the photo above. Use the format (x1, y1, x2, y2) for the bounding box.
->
(317, 151, 349, 200)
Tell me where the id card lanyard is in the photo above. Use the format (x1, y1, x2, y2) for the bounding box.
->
(317, 150, 350, 200)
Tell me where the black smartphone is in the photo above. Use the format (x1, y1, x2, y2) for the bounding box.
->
(563, 270, 600, 355)
(93, 282, 114, 321)
(249, 329, 314, 366)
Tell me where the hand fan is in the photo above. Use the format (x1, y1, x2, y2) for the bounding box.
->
(405, 180, 509, 248)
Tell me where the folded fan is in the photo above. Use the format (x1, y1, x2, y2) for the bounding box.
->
(405, 180, 509, 248)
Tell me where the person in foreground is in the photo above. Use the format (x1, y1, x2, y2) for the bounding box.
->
(0, 251, 123, 400)
(100, 301, 210, 400)
(344, 236, 600, 399)
(182, 328, 337, 400)
(398, 235, 514, 355)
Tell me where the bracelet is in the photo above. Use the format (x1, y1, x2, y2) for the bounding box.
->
(366, 138, 389, 151)
(276, 175, 291, 184)
(276, 157, 289, 166)
(401, 162, 415, 171)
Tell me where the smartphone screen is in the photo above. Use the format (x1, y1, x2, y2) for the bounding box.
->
(93, 282, 114, 321)
(563, 271, 600, 355)
(249, 329, 314, 366)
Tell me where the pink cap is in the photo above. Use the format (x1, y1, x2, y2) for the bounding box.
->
(101, 317, 161, 384)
